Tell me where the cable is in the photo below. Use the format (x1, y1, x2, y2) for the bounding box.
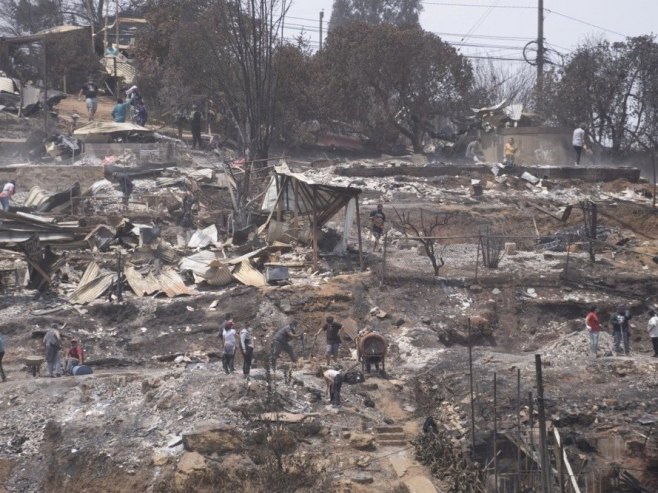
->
(460, 0, 499, 42)
(423, 1, 533, 8)
(544, 9, 628, 38)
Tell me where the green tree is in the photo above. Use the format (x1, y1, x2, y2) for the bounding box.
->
(329, 0, 422, 30)
(318, 23, 472, 152)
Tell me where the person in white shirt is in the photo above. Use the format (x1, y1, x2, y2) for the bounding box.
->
(220, 320, 237, 374)
(323, 367, 343, 406)
(572, 124, 587, 165)
(648, 309, 658, 357)
(0, 180, 16, 211)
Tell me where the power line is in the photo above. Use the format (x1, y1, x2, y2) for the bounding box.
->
(423, 1, 533, 8)
(460, 0, 500, 42)
(544, 9, 628, 38)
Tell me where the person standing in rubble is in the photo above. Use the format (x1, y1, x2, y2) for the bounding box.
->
(323, 366, 343, 406)
(572, 123, 587, 165)
(647, 309, 658, 357)
(503, 137, 518, 165)
(174, 110, 187, 140)
(0, 180, 16, 212)
(369, 204, 386, 252)
(585, 306, 601, 355)
(134, 100, 148, 127)
(611, 304, 632, 355)
(240, 325, 254, 377)
(190, 104, 203, 149)
(316, 316, 343, 366)
(78, 79, 99, 122)
(65, 338, 85, 375)
(271, 320, 302, 372)
(112, 173, 133, 206)
(0, 333, 6, 382)
(43, 325, 62, 378)
(111, 98, 132, 123)
(465, 138, 485, 163)
(220, 320, 237, 374)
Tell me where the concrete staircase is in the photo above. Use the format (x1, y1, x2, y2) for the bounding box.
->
(376, 426, 408, 447)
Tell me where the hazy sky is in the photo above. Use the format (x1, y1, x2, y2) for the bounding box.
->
(284, 0, 657, 63)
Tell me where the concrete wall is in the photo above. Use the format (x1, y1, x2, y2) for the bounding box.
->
(336, 163, 641, 183)
(0, 165, 105, 190)
(482, 127, 573, 165)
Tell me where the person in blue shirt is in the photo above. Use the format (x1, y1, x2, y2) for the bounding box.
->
(134, 101, 148, 126)
(111, 98, 132, 123)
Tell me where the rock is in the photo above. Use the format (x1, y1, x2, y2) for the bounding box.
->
(152, 450, 170, 466)
(370, 307, 388, 319)
(156, 390, 179, 410)
(363, 396, 375, 408)
(352, 474, 374, 484)
(492, 288, 501, 295)
(421, 316, 431, 325)
(469, 284, 483, 293)
(394, 318, 405, 327)
(350, 433, 376, 451)
(182, 421, 242, 455)
(175, 451, 206, 489)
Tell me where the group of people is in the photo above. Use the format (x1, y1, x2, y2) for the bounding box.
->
(42, 325, 88, 377)
(216, 314, 347, 406)
(111, 85, 148, 126)
(174, 105, 204, 149)
(585, 305, 658, 357)
(464, 124, 589, 166)
(79, 79, 148, 127)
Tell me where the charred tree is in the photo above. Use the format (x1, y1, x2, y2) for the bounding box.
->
(394, 208, 451, 276)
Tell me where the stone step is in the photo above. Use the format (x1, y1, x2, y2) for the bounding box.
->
(375, 426, 404, 434)
(379, 439, 408, 447)
(378, 433, 406, 441)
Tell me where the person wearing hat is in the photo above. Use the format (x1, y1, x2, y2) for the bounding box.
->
(0, 180, 16, 211)
(190, 104, 203, 149)
(648, 309, 658, 357)
(270, 320, 303, 372)
(610, 304, 632, 355)
(65, 338, 85, 375)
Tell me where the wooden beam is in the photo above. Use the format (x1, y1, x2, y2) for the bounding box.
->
(553, 428, 581, 493)
(312, 187, 319, 270)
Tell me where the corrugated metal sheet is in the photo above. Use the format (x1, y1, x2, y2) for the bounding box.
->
(124, 265, 158, 296)
(79, 262, 100, 285)
(231, 260, 266, 287)
(187, 225, 218, 249)
(74, 121, 148, 136)
(179, 251, 233, 287)
(69, 272, 115, 304)
(157, 268, 197, 297)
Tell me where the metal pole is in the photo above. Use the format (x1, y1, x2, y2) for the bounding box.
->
(537, 0, 544, 105)
(528, 391, 534, 486)
(319, 10, 324, 51)
(312, 187, 319, 271)
(517, 368, 522, 489)
(493, 372, 498, 493)
(468, 319, 476, 456)
(535, 354, 550, 493)
(474, 235, 480, 282)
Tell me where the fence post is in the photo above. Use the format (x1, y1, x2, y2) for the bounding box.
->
(535, 354, 551, 493)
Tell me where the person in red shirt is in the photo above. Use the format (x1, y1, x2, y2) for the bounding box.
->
(585, 307, 601, 355)
(65, 339, 84, 374)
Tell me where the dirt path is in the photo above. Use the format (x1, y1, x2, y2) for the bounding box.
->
(369, 379, 441, 493)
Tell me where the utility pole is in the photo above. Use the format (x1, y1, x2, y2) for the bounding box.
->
(536, 0, 545, 106)
(319, 9, 325, 51)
